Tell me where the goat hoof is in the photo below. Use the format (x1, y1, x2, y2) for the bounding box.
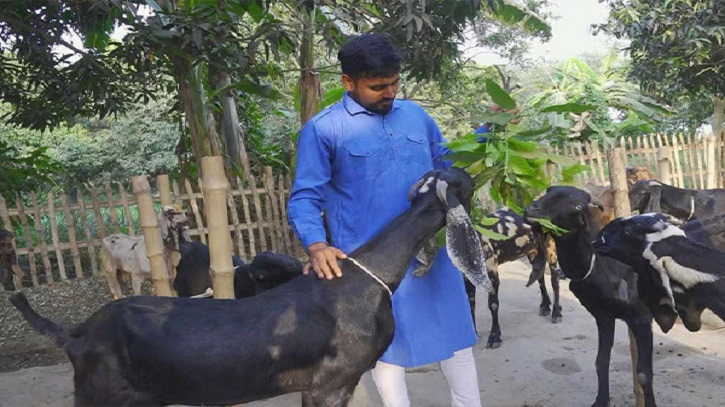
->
(551, 315, 563, 324)
(486, 339, 502, 349)
(591, 398, 610, 407)
(539, 307, 551, 316)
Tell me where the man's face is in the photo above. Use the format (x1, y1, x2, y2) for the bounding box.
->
(342, 73, 400, 115)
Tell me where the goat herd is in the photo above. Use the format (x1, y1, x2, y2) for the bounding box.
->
(5, 166, 725, 406)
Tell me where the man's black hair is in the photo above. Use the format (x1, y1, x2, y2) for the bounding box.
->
(338, 33, 403, 79)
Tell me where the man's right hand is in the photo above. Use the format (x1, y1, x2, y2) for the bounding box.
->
(304, 242, 347, 280)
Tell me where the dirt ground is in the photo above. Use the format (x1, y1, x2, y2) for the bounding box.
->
(1, 261, 725, 407)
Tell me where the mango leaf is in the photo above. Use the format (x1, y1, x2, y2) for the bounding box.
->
(475, 224, 509, 241)
(540, 103, 596, 114)
(320, 87, 345, 110)
(473, 111, 516, 126)
(485, 79, 517, 109)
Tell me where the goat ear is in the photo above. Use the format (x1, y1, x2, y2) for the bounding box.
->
(644, 185, 662, 213)
(444, 205, 494, 293)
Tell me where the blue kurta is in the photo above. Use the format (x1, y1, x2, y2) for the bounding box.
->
(288, 93, 476, 367)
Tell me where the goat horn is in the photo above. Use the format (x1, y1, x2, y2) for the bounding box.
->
(408, 178, 427, 202)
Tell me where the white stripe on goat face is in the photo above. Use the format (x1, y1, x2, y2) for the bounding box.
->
(436, 179, 449, 205)
(642, 243, 676, 309)
(418, 177, 436, 194)
(645, 224, 685, 243)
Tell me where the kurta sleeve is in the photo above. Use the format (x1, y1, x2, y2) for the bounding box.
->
(288, 121, 332, 250)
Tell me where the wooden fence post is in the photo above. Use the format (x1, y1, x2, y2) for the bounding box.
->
(607, 147, 644, 407)
(657, 147, 671, 184)
(706, 135, 718, 189)
(202, 157, 235, 299)
(132, 176, 173, 297)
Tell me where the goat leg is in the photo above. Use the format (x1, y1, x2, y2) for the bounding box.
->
(593, 316, 615, 407)
(629, 320, 657, 407)
(550, 268, 562, 324)
(530, 252, 551, 317)
(464, 277, 477, 333)
(486, 268, 502, 349)
(301, 379, 360, 407)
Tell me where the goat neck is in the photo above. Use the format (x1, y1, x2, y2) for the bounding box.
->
(659, 184, 697, 219)
(349, 204, 445, 293)
(553, 227, 597, 281)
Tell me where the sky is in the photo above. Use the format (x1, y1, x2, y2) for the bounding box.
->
(467, 0, 622, 65)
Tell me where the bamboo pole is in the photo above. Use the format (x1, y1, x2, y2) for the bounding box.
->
(172, 180, 182, 206)
(607, 147, 644, 407)
(132, 176, 173, 297)
(29, 192, 53, 284)
(61, 194, 83, 277)
(185, 178, 206, 244)
(158, 174, 172, 206)
(706, 135, 718, 188)
(104, 181, 121, 234)
(16, 196, 39, 286)
(657, 147, 671, 185)
(247, 174, 269, 252)
(263, 167, 280, 252)
(227, 193, 246, 259)
(76, 190, 98, 276)
(201, 157, 235, 299)
(279, 176, 292, 254)
(89, 186, 107, 240)
(117, 182, 136, 236)
(47, 192, 67, 281)
(678, 133, 693, 188)
(672, 135, 685, 188)
(236, 177, 256, 257)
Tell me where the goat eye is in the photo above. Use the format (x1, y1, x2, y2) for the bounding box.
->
(257, 275, 264, 280)
(575, 205, 582, 211)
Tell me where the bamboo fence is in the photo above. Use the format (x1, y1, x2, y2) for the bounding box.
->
(0, 167, 304, 288)
(3, 133, 721, 289)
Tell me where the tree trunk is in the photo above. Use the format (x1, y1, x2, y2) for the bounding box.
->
(215, 72, 244, 171)
(712, 96, 725, 137)
(174, 59, 214, 175)
(298, 2, 321, 126)
(712, 96, 725, 188)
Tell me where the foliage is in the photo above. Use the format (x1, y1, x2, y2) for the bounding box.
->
(0, 139, 62, 197)
(598, 0, 725, 101)
(518, 54, 670, 144)
(447, 80, 587, 214)
(597, 0, 725, 132)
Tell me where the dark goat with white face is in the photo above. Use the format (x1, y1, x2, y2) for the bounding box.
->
(594, 213, 725, 332)
(629, 179, 725, 221)
(10, 167, 492, 407)
(526, 186, 662, 407)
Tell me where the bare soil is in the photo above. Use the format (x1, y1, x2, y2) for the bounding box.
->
(1, 262, 724, 406)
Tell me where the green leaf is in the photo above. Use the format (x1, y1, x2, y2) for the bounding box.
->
(473, 111, 516, 126)
(475, 225, 509, 241)
(320, 87, 345, 110)
(527, 217, 569, 236)
(540, 103, 596, 114)
(485, 79, 517, 109)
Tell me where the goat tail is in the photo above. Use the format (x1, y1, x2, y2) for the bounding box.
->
(9, 293, 68, 348)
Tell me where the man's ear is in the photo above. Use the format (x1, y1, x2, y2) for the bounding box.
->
(342, 74, 355, 92)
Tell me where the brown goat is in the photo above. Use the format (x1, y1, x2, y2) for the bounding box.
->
(584, 166, 657, 226)
(0, 229, 24, 290)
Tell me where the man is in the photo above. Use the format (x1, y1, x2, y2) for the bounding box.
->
(288, 33, 481, 407)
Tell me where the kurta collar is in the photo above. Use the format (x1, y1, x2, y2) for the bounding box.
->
(343, 92, 400, 116)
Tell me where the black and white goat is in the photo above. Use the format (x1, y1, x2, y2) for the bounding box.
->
(173, 244, 303, 299)
(9, 167, 492, 407)
(480, 209, 562, 348)
(593, 213, 725, 332)
(527, 186, 666, 407)
(629, 180, 725, 221)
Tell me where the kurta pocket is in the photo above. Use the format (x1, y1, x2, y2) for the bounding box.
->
(399, 133, 432, 176)
(346, 143, 385, 180)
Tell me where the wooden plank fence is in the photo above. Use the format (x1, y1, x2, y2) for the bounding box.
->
(0, 167, 304, 289)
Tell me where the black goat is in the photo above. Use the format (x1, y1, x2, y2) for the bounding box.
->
(173, 242, 303, 298)
(629, 180, 725, 221)
(9, 167, 492, 407)
(479, 209, 562, 348)
(527, 186, 665, 407)
(594, 213, 725, 332)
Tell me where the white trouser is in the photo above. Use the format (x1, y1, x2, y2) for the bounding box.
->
(371, 347, 482, 407)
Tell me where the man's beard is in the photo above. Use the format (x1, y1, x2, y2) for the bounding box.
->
(366, 99, 393, 115)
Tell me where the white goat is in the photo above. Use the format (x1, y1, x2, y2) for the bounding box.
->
(101, 205, 190, 299)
